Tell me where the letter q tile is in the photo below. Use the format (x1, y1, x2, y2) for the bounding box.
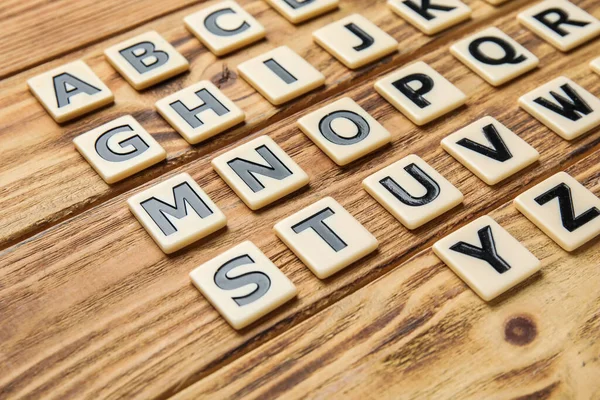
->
(212, 135, 309, 210)
(27, 60, 114, 123)
(128, 173, 227, 254)
(297, 97, 391, 166)
(388, 0, 471, 35)
(363, 154, 463, 230)
(265, 0, 339, 24)
(433, 215, 541, 301)
(74, 115, 166, 184)
(274, 197, 378, 279)
(104, 31, 189, 90)
(184, 1, 266, 56)
(190, 241, 297, 330)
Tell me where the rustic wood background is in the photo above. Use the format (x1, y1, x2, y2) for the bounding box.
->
(0, 0, 599, 398)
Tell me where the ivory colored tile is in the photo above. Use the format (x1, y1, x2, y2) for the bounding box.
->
(433, 215, 541, 301)
(297, 97, 391, 166)
(441, 116, 539, 185)
(264, 0, 339, 24)
(362, 154, 463, 230)
(274, 197, 378, 279)
(518, 76, 600, 140)
(237, 46, 325, 105)
(27, 60, 114, 123)
(155, 80, 245, 144)
(514, 172, 600, 251)
(128, 173, 227, 254)
(375, 61, 467, 126)
(591, 57, 600, 75)
(450, 27, 539, 87)
(104, 31, 189, 90)
(73, 115, 166, 184)
(212, 135, 309, 210)
(387, 0, 471, 35)
(313, 14, 398, 70)
(184, 1, 266, 56)
(518, 0, 600, 52)
(189, 241, 297, 330)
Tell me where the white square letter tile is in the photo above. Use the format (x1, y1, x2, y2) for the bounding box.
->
(237, 46, 325, 105)
(184, 1, 266, 56)
(514, 172, 600, 251)
(433, 215, 541, 301)
(591, 57, 600, 75)
(128, 173, 227, 254)
(104, 31, 189, 90)
(518, 0, 600, 52)
(274, 197, 378, 279)
(441, 116, 539, 185)
(265, 0, 339, 24)
(297, 97, 391, 166)
(375, 61, 467, 126)
(313, 14, 398, 70)
(450, 27, 539, 86)
(212, 135, 309, 210)
(74, 115, 166, 184)
(363, 154, 463, 229)
(387, 0, 471, 35)
(190, 241, 297, 330)
(27, 60, 114, 123)
(155, 80, 245, 144)
(519, 76, 600, 140)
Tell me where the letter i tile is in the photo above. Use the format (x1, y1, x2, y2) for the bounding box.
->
(362, 154, 463, 229)
(274, 197, 378, 279)
(433, 215, 541, 301)
(190, 241, 297, 330)
(514, 172, 600, 251)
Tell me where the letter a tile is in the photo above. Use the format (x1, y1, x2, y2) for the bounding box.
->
(518, 76, 600, 140)
(74, 115, 166, 184)
(433, 215, 541, 301)
(190, 241, 297, 330)
(450, 27, 539, 86)
(518, 0, 600, 52)
(128, 173, 227, 254)
(388, 0, 471, 35)
(265, 0, 339, 24)
(185, 1, 266, 56)
(375, 61, 467, 126)
(27, 60, 114, 123)
(514, 172, 600, 251)
(155, 80, 245, 144)
(274, 197, 378, 279)
(238, 46, 325, 105)
(104, 31, 189, 90)
(297, 97, 391, 166)
(313, 14, 398, 70)
(212, 135, 309, 210)
(363, 154, 463, 229)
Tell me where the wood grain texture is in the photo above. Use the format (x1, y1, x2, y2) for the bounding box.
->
(0, 0, 523, 249)
(1, 1, 600, 398)
(174, 151, 600, 400)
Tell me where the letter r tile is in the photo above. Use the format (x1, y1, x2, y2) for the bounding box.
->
(363, 154, 463, 229)
(190, 241, 297, 330)
(433, 215, 541, 301)
(514, 172, 600, 251)
(274, 197, 378, 279)
(128, 173, 227, 254)
(212, 135, 309, 210)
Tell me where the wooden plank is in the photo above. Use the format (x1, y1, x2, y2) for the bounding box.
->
(0, 0, 522, 248)
(1, 4, 600, 399)
(174, 152, 600, 400)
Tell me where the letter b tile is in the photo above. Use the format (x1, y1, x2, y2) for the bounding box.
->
(274, 197, 378, 279)
(128, 173, 227, 254)
(433, 216, 541, 301)
(514, 172, 600, 251)
(190, 241, 297, 330)
(363, 154, 463, 230)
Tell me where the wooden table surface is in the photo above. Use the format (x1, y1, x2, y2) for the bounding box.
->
(1, 0, 599, 398)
